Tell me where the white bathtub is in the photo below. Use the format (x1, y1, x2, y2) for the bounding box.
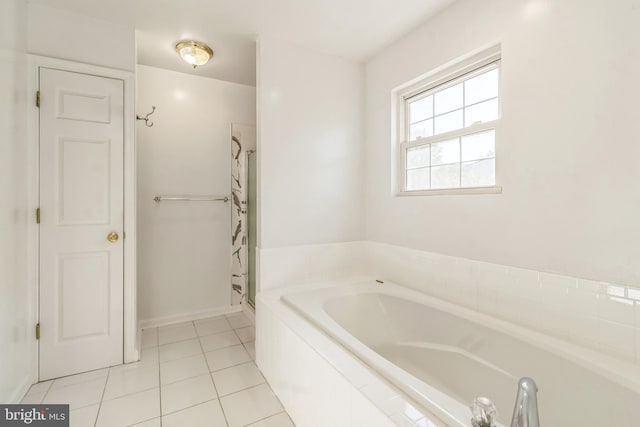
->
(282, 280, 640, 427)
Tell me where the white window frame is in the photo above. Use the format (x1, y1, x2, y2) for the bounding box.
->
(395, 46, 503, 196)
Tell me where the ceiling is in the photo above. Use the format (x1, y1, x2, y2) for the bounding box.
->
(28, 0, 456, 86)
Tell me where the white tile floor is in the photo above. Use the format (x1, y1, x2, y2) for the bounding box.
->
(22, 311, 295, 427)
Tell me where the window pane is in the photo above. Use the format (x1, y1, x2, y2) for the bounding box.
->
(461, 130, 495, 161)
(407, 146, 430, 169)
(462, 158, 495, 187)
(434, 109, 463, 135)
(409, 96, 433, 123)
(464, 98, 498, 127)
(465, 69, 499, 106)
(431, 138, 460, 166)
(410, 119, 433, 140)
(431, 164, 460, 189)
(406, 167, 430, 191)
(434, 83, 463, 115)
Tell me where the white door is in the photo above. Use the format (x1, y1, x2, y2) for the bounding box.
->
(39, 67, 124, 380)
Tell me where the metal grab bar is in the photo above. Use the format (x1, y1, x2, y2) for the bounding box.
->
(153, 195, 229, 203)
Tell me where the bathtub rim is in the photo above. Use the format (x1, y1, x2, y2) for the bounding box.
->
(257, 278, 448, 427)
(280, 279, 640, 395)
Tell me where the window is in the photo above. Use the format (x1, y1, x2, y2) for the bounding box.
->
(397, 49, 501, 194)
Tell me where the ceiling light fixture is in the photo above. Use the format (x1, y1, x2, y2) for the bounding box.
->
(175, 40, 214, 69)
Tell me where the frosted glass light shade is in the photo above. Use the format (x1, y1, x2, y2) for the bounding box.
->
(175, 40, 214, 69)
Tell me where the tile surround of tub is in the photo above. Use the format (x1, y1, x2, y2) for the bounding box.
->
(258, 240, 640, 363)
(364, 241, 640, 363)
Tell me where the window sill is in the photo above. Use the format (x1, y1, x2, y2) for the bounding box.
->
(397, 186, 502, 197)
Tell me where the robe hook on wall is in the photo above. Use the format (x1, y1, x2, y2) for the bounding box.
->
(136, 106, 156, 127)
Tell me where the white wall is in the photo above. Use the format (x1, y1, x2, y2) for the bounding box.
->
(27, 3, 135, 71)
(365, 0, 640, 287)
(137, 65, 256, 323)
(258, 242, 369, 291)
(257, 38, 365, 249)
(0, 0, 33, 403)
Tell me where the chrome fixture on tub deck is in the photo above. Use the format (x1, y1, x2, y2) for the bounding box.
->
(510, 377, 539, 427)
(471, 377, 539, 427)
(470, 396, 498, 427)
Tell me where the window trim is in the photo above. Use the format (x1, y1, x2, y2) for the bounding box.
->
(394, 45, 503, 196)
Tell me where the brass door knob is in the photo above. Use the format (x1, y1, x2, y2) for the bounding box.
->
(107, 232, 119, 242)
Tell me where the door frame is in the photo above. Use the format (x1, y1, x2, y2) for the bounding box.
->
(26, 55, 138, 382)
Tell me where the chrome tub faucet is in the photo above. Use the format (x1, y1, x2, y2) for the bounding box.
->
(471, 377, 540, 427)
(510, 377, 539, 427)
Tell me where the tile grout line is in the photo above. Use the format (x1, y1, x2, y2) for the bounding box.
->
(240, 341, 255, 361)
(49, 317, 254, 427)
(214, 382, 290, 426)
(231, 322, 289, 426)
(37, 380, 54, 403)
(45, 369, 109, 393)
(243, 411, 290, 427)
(269, 390, 291, 425)
(92, 367, 111, 427)
(101, 385, 160, 405)
(41, 374, 109, 413)
(219, 382, 269, 399)
(126, 415, 161, 427)
(195, 330, 234, 341)
(158, 336, 197, 347)
(196, 321, 230, 427)
(207, 352, 254, 373)
(157, 339, 203, 364)
(156, 328, 163, 427)
(161, 398, 219, 418)
(232, 328, 243, 345)
(214, 381, 230, 427)
(161, 372, 213, 387)
(158, 326, 213, 385)
(228, 324, 260, 399)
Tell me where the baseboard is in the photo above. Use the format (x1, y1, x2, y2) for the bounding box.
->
(9, 374, 35, 404)
(138, 305, 243, 330)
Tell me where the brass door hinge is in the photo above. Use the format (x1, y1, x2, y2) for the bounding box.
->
(36, 323, 40, 340)
(36, 208, 40, 224)
(36, 91, 40, 108)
